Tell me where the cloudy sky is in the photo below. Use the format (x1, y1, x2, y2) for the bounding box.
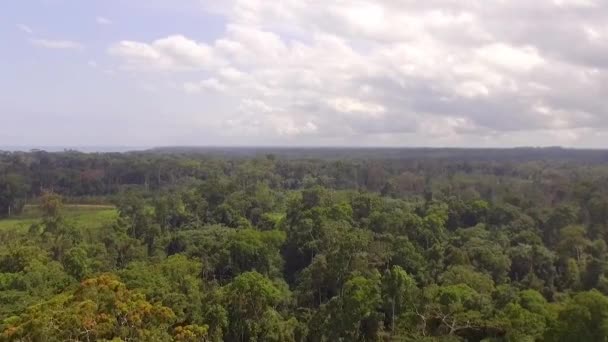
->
(2, 0, 608, 148)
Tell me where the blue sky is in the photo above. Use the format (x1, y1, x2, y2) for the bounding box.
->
(2, 0, 608, 148)
(1, 0, 227, 147)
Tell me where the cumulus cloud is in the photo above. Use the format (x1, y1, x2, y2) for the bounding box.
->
(328, 97, 386, 118)
(108, 35, 217, 71)
(107, 0, 608, 145)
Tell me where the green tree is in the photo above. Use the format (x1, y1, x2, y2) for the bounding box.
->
(321, 273, 382, 341)
(546, 290, 608, 341)
(221, 271, 291, 342)
(0, 173, 28, 217)
(382, 266, 416, 333)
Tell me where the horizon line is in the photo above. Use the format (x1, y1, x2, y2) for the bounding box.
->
(2, 145, 608, 152)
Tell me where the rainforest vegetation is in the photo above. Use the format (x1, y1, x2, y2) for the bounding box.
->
(2, 148, 608, 341)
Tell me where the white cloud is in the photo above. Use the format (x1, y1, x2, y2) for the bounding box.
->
(553, 0, 597, 8)
(342, 2, 387, 34)
(30, 39, 83, 50)
(218, 67, 245, 82)
(96, 16, 112, 25)
(419, 116, 480, 138)
(183, 78, 226, 93)
(216, 24, 288, 67)
(16, 24, 33, 34)
(103, 0, 608, 146)
(328, 97, 386, 118)
(455, 81, 490, 98)
(476, 44, 544, 72)
(108, 35, 217, 71)
(273, 118, 318, 136)
(240, 98, 275, 113)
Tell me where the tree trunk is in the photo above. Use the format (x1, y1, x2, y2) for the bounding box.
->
(392, 299, 396, 333)
(157, 166, 161, 187)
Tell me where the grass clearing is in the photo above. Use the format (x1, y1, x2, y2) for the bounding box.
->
(0, 204, 118, 232)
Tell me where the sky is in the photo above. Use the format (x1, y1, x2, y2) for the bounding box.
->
(2, 0, 608, 148)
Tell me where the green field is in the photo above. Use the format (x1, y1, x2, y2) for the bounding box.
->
(0, 204, 118, 232)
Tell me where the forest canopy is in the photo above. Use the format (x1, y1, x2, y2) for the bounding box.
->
(1, 148, 608, 341)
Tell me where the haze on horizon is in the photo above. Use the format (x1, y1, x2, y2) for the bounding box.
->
(2, 0, 608, 148)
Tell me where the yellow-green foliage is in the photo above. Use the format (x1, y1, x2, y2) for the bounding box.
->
(0, 205, 117, 232)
